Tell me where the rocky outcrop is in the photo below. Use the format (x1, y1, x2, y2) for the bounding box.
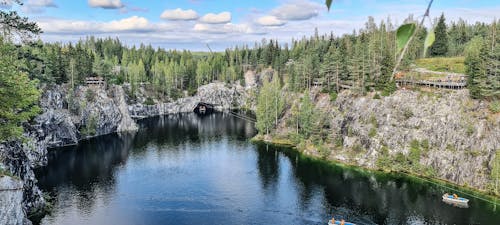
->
(1, 84, 140, 225)
(272, 89, 500, 191)
(128, 82, 249, 118)
(34, 84, 138, 148)
(0, 176, 29, 225)
(0, 131, 47, 225)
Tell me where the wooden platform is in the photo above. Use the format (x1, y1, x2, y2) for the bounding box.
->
(396, 79, 467, 89)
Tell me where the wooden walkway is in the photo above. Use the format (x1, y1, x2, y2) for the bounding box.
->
(396, 79, 467, 89)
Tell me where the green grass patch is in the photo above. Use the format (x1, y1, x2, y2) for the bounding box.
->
(415, 57, 465, 74)
(489, 101, 500, 114)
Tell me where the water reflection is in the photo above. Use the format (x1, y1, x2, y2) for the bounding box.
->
(35, 113, 500, 225)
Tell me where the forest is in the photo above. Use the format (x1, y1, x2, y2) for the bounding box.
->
(1, 12, 499, 141)
(8, 15, 499, 98)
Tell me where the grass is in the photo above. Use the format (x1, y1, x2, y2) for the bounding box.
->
(415, 57, 465, 74)
(489, 101, 500, 113)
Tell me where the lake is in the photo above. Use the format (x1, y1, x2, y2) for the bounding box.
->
(35, 113, 500, 225)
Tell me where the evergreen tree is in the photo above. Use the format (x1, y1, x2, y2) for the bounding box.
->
(430, 13, 449, 56)
(298, 92, 315, 138)
(0, 40, 41, 141)
(465, 36, 487, 99)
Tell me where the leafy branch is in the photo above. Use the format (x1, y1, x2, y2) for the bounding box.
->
(325, 0, 436, 81)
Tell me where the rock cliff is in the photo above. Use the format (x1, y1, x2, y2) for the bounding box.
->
(128, 82, 249, 118)
(271, 89, 500, 192)
(0, 84, 139, 224)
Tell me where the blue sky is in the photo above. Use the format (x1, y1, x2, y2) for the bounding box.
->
(2, 0, 499, 50)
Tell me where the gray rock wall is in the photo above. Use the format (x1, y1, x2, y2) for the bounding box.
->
(128, 82, 249, 118)
(0, 176, 29, 225)
(275, 89, 499, 191)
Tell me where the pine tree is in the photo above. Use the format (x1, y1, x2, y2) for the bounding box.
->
(430, 13, 449, 56)
(465, 36, 486, 99)
(0, 40, 41, 141)
(298, 92, 315, 138)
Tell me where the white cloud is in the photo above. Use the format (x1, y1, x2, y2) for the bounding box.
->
(193, 23, 264, 35)
(22, 0, 56, 13)
(88, 0, 123, 9)
(256, 16, 286, 26)
(27, 0, 56, 7)
(38, 16, 165, 34)
(199, 12, 231, 24)
(271, 0, 322, 21)
(160, 8, 198, 21)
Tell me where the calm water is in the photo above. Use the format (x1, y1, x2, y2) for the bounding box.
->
(35, 113, 500, 225)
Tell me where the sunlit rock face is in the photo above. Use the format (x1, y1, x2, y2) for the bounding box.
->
(0, 176, 26, 225)
(34, 84, 139, 148)
(273, 89, 500, 191)
(128, 82, 250, 118)
(0, 136, 47, 225)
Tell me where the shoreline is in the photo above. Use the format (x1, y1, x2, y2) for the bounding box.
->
(251, 135, 500, 203)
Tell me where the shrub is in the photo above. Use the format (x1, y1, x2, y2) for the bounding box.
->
(420, 139, 430, 153)
(85, 89, 96, 102)
(144, 97, 155, 105)
(352, 144, 364, 152)
(334, 136, 343, 147)
(80, 114, 98, 137)
(403, 108, 414, 120)
(409, 140, 421, 164)
(368, 127, 377, 138)
(330, 92, 338, 101)
(381, 81, 397, 96)
(489, 101, 500, 113)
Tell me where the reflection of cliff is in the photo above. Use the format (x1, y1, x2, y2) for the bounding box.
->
(133, 113, 256, 149)
(275, 146, 497, 225)
(36, 132, 135, 193)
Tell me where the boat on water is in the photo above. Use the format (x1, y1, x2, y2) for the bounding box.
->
(442, 193, 469, 205)
(328, 218, 356, 225)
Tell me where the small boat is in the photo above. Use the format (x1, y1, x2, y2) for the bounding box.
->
(442, 193, 469, 205)
(328, 218, 356, 225)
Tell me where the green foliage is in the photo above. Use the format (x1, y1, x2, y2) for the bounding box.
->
(256, 75, 285, 135)
(373, 93, 381, 99)
(144, 97, 155, 105)
(403, 108, 414, 120)
(381, 81, 397, 96)
(489, 101, 500, 113)
(0, 40, 41, 142)
(66, 90, 80, 114)
(0, 167, 13, 177)
(298, 92, 315, 138)
(423, 29, 436, 57)
(329, 92, 338, 101)
(465, 36, 499, 99)
(396, 23, 416, 53)
(0, 10, 41, 40)
(368, 127, 377, 138)
(317, 142, 331, 159)
(429, 14, 449, 56)
(415, 57, 465, 74)
(409, 140, 422, 163)
(85, 88, 96, 102)
(491, 150, 500, 195)
(80, 114, 98, 137)
(325, 0, 333, 11)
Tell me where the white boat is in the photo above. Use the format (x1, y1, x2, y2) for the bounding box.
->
(442, 193, 469, 205)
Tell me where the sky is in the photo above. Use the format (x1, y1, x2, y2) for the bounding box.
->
(1, 0, 498, 51)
